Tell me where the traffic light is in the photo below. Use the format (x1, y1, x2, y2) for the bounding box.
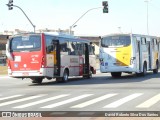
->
(102, 1, 108, 13)
(7, 0, 13, 10)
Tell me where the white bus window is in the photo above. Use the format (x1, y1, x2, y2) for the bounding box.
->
(45, 35, 55, 54)
(101, 36, 131, 47)
(141, 38, 146, 45)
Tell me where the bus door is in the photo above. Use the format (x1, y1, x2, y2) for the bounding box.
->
(83, 43, 90, 76)
(52, 40, 60, 76)
(136, 41, 141, 72)
(147, 41, 151, 69)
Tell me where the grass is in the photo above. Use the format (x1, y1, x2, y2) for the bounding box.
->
(0, 66, 7, 75)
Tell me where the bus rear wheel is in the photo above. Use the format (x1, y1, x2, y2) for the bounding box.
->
(62, 69, 69, 82)
(153, 61, 159, 74)
(32, 78, 43, 84)
(83, 70, 92, 79)
(56, 69, 69, 82)
(111, 72, 122, 78)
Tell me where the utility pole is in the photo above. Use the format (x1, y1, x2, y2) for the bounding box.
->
(144, 0, 149, 35)
(69, 1, 109, 35)
(69, 7, 102, 35)
(6, 0, 36, 33)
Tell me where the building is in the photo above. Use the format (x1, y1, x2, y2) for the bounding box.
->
(0, 35, 9, 65)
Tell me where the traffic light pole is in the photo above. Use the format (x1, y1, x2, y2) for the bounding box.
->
(69, 7, 102, 35)
(8, 4, 36, 33)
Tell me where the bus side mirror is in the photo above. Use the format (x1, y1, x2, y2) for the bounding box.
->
(6, 41, 14, 61)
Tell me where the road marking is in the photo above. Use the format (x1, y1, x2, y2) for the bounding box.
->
(103, 93, 143, 108)
(71, 94, 117, 108)
(0, 76, 10, 78)
(136, 93, 160, 108)
(0, 95, 23, 101)
(41, 94, 93, 108)
(0, 94, 46, 107)
(14, 94, 70, 108)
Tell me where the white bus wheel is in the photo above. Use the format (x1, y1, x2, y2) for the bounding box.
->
(111, 72, 122, 78)
(142, 63, 147, 76)
(153, 61, 159, 74)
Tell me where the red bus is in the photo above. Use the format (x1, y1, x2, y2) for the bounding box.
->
(6, 32, 96, 84)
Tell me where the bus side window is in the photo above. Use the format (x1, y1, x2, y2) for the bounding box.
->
(60, 42, 68, 54)
(89, 42, 95, 55)
(45, 35, 54, 54)
(68, 42, 76, 55)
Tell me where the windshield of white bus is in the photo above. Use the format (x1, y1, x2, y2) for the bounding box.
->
(101, 36, 131, 47)
(10, 35, 41, 52)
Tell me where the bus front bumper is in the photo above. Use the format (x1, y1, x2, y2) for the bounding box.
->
(100, 66, 136, 73)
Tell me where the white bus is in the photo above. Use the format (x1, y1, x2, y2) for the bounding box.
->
(6, 32, 96, 83)
(99, 34, 159, 77)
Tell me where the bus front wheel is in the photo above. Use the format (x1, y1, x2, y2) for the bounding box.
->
(141, 63, 147, 76)
(111, 72, 122, 78)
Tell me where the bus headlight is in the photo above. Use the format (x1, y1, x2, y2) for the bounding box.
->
(99, 58, 104, 66)
(130, 57, 136, 65)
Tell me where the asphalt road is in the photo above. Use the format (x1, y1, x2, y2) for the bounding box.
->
(0, 71, 160, 117)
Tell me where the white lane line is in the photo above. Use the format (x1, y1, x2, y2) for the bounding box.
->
(41, 94, 93, 108)
(0, 95, 23, 101)
(0, 94, 46, 107)
(103, 93, 143, 108)
(0, 76, 10, 78)
(136, 93, 160, 108)
(14, 94, 70, 108)
(71, 94, 117, 108)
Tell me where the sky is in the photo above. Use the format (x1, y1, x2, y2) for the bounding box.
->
(0, 0, 160, 36)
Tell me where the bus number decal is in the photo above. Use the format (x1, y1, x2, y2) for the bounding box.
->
(70, 58, 78, 63)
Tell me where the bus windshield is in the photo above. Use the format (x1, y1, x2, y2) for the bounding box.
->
(101, 35, 131, 47)
(10, 35, 41, 52)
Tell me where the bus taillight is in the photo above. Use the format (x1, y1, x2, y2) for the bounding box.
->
(41, 56, 45, 67)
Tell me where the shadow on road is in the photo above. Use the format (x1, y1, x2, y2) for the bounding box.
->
(29, 72, 160, 87)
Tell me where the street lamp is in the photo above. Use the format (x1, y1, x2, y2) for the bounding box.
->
(144, 0, 150, 35)
(6, 1, 36, 33)
(69, 7, 102, 35)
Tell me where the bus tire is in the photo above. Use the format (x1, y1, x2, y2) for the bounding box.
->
(153, 61, 159, 74)
(141, 63, 147, 76)
(56, 69, 69, 82)
(87, 71, 93, 79)
(89, 71, 93, 78)
(32, 78, 43, 84)
(83, 71, 92, 79)
(111, 72, 122, 78)
(62, 69, 69, 82)
(136, 72, 141, 77)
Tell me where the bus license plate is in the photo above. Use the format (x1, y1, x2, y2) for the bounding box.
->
(22, 72, 29, 76)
